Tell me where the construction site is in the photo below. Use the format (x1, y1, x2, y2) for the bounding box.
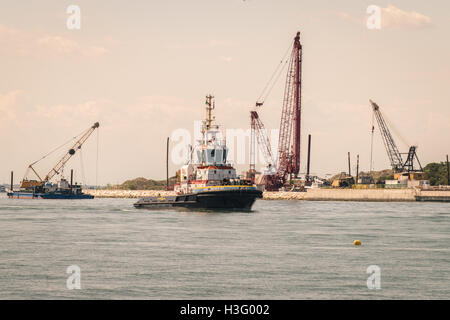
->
(11, 31, 448, 202)
(82, 31, 450, 203)
(238, 31, 449, 199)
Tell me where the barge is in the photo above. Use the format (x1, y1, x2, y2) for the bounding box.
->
(7, 178, 94, 199)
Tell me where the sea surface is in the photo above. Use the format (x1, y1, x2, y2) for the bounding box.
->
(0, 193, 449, 299)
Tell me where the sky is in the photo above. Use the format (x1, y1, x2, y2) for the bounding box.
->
(0, 0, 449, 185)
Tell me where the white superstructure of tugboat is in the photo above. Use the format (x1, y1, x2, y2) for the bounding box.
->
(134, 95, 262, 210)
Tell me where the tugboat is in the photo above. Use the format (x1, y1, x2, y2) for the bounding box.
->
(134, 95, 263, 210)
(7, 122, 99, 200)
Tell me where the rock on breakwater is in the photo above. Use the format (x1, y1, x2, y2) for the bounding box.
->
(85, 189, 450, 202)
(85, 190, 176, 198)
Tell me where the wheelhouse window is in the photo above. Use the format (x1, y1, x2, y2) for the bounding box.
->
(215, 149, 223, 164)
(206, 149, 215, 164)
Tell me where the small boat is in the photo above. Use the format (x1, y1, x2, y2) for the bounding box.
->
(134, 95, 263, 211)
(7, 178, 94, 199)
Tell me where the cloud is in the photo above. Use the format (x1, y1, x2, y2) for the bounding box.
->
(381, 5, 432, 29)
(0, 90, 22, 122)
(167, 39, 235, 50)
(37, 35, 80, 55)
(0, 24, 28, 56)
(0, 24, 18, 37)
(103, 35, 121, 46)
(219, 56, 233, 63)
(336, 5, 432, 29)
(208, 40, 233, 47)
(32, 100, 105, 123)
(0, 24, 109, 58)
(36, 35, 109, 57)
(4, 94, 196, 135)
(336, 11, 364, 25)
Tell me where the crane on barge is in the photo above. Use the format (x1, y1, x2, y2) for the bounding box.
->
(21, 122, 100, 188)
(250, 32, 303, 191)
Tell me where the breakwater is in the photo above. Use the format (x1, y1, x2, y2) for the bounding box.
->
(85, 190, 175, 198)
(85, 189, 450, 202)
(264, 189, 417, 201)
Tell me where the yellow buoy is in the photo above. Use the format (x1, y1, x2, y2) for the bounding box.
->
(353, 240, 362, 246)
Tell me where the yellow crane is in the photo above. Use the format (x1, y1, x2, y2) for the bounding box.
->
(21, 122, 100, 188)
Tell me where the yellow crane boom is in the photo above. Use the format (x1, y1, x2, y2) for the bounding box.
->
(21, 122, 99, 188)
(43, 122, 99, 183)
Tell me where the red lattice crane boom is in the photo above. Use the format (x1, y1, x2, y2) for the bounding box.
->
(250, 111, 274, 171)
(250, 32, 303, 191)
(277, 31, 302, 183)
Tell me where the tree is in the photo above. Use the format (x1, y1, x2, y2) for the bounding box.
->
(423, 162, 448, 186)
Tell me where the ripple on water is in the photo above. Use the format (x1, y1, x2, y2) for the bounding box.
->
(0, 194, 449, 299)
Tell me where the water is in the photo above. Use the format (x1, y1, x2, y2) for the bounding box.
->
(0, 193, 449, 299)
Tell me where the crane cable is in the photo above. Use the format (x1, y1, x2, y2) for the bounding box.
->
(379, 109, 410, 148)
(28, 128, 88, 166)
(256, 42, 293, 105)
(261, 57, 290, 106)
(24, 128, 89, 180)
(79, 148, 86, 187)
(370, 111, 375, 172)
(95, 128, 99, 188)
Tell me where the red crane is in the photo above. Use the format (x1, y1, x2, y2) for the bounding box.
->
(250, 32, 303, 190)
(250, 111, 275, 172)
(277, 31, 302, 182)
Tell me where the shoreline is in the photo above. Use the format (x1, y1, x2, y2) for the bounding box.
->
(84, 189, 450, 202)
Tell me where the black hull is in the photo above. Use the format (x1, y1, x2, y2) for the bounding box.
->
(7, 191, 94, 199)
(134, 189, 263, 211)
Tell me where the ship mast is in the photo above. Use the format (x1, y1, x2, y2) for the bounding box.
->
(204, 95, 215, 132)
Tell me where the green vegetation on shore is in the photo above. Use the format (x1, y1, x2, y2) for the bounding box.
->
(330, 169, 394, 184)
(108, 162, 449, 190)
(424, 162, 449, 186)
(105, 176, 177, 190)
(330, 163, 449, 186)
